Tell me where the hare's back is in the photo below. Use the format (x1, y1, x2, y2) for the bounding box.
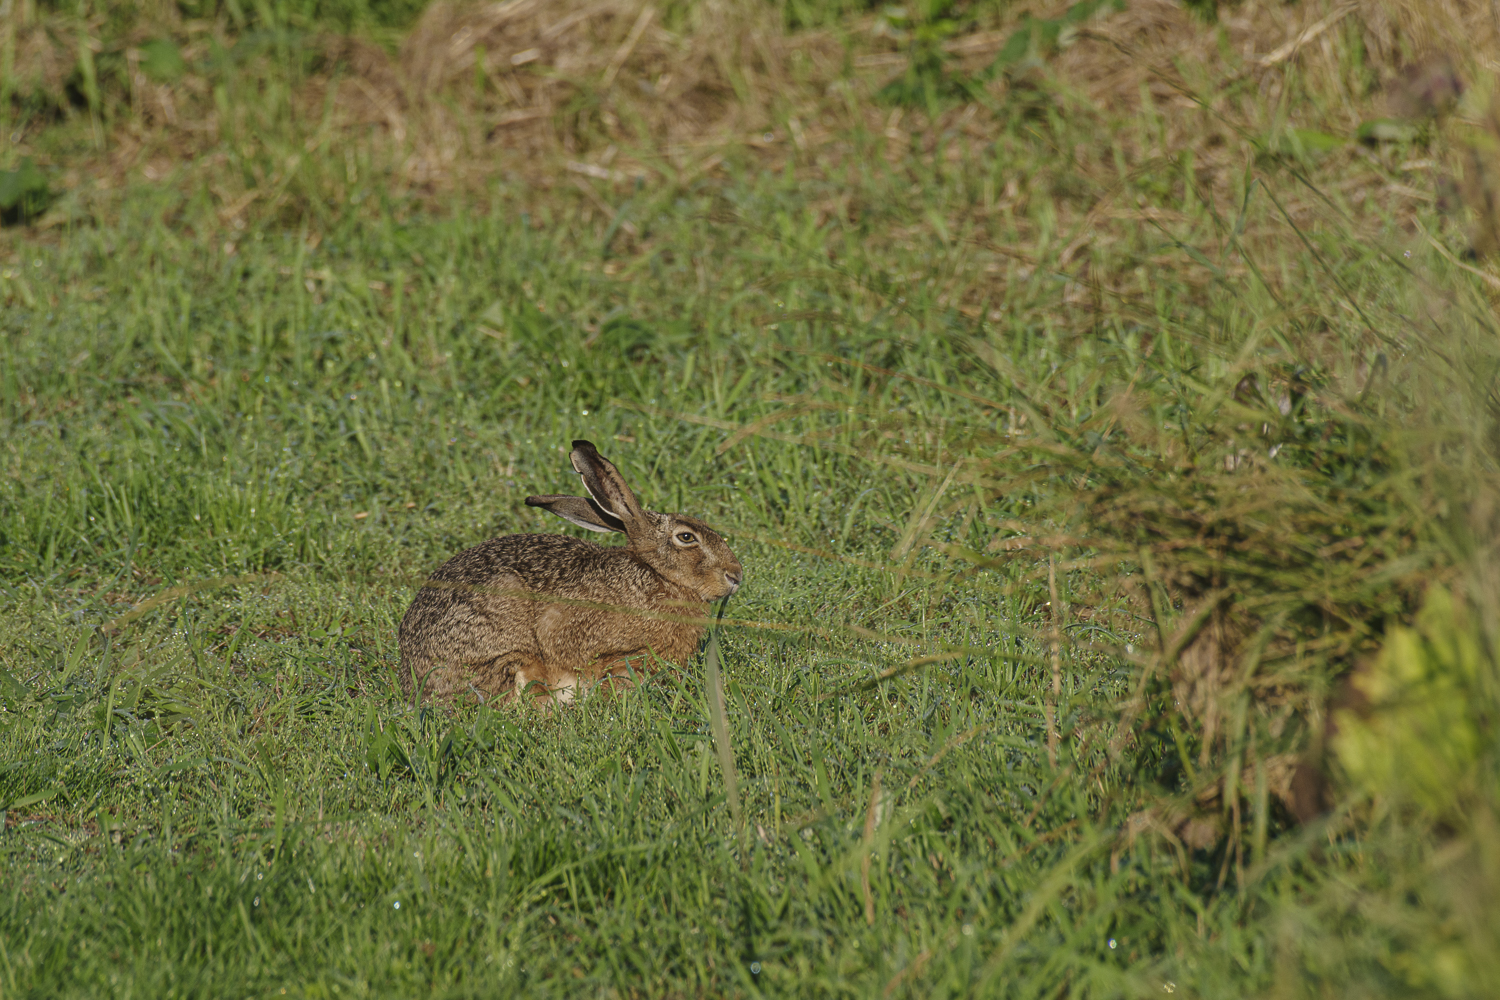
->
(427, 533, 614, 590)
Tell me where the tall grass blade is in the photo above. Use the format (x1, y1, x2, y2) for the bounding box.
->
(704, 597, 741, 831)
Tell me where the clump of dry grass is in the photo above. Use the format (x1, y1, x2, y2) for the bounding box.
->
(4, 0, 1498, 234)
(325, 0, 806, 183)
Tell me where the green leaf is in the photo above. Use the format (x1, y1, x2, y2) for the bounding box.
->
(1285, 128, 1346, 155)
(140, 39, 187, 82)
(0, 158, 51, 217)
(1356, 118, 1419, 144)
(1, 787, 62, 812)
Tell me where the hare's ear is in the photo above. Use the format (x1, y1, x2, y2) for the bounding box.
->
(570, 440, 645, 528)
(525, 494, 626, 533)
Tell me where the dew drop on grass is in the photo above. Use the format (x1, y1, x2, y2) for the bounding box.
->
(394, 901, 401, 910)
(1109, 938, 1117, 949)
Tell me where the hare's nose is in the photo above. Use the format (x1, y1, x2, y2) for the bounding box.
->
(724, 569, 742, 592)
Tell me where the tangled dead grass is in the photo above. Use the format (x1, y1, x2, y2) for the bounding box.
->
(4, 0, 1498, 232)
(329, 0, 812, 185)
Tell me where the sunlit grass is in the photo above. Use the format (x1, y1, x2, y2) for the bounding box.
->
(0, 192, 1154, 996)
(5, 2, 1500, 997)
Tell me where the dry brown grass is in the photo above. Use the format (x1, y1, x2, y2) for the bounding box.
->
(4, 0, 1498, 241)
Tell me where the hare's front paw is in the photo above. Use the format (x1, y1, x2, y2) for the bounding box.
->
(506, 669, 580, 711)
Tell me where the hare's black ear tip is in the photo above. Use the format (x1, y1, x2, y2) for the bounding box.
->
(571, 439, 599, 453)
(523, 495, 546, 508)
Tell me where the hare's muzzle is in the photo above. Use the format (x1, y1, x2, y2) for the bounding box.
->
(723, 569, 742, 594)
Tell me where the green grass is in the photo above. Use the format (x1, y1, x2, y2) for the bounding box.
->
(5, 4, 1500, 995)
(2, 185, 1157, 996)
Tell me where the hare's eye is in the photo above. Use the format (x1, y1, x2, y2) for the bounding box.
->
(676, 531, 697, 544)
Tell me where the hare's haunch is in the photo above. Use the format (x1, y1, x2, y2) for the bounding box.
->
(398, 440, 742, 705)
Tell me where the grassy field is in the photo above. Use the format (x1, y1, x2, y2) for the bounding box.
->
(4, 0, 1500, 997)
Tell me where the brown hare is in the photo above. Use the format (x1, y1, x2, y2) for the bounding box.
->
(397, 439, 742, 705)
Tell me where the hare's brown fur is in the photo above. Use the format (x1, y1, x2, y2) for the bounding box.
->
(397, 441, 741, 705)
